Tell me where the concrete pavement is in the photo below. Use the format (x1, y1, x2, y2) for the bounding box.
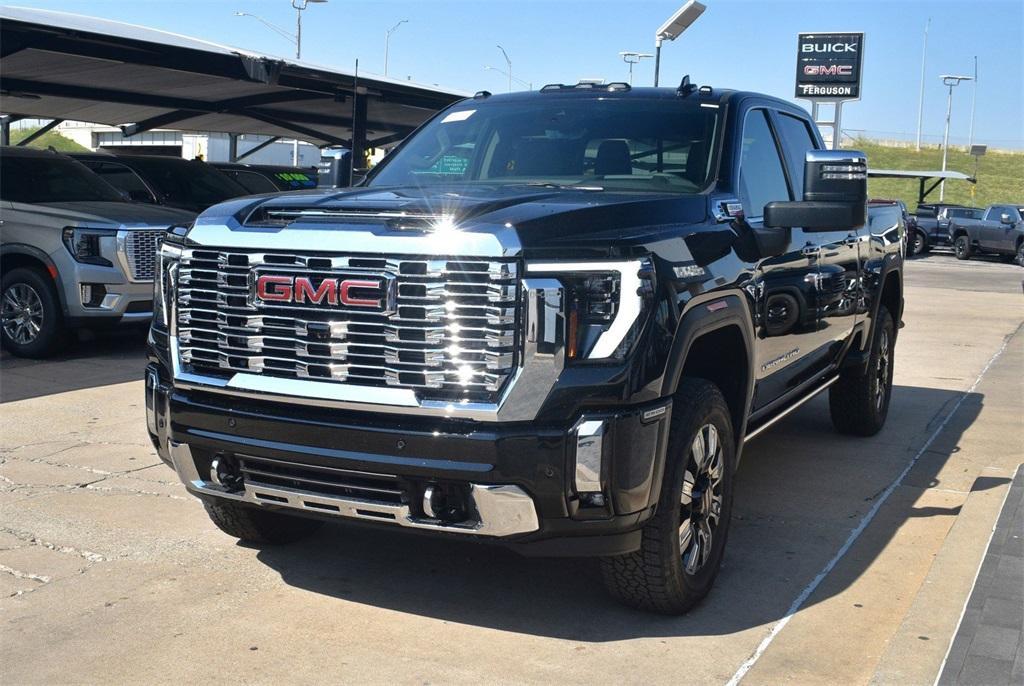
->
(1, 254, 1022, 684)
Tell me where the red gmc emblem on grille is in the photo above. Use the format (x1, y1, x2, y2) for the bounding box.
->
(253, 274, 390, 310)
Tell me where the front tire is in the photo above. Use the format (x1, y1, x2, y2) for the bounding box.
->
(829, 307, 895, 436)
(203, 499, 323, 544)
(601, 379, 735, 614)
(910, 231, 928, 256)
(1, 267, 65, 358)
(954, 235, 973, 260)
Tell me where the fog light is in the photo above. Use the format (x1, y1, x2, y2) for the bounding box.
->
(573, 418, 606, 496)
(80, 283, 106, 307)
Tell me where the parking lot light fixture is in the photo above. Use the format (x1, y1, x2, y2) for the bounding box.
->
(619, 52, 654, 85)
(653, 0, 706, 86)
(233, 12, 296, 47)
(939, 74, 973, 201)
(484, 66, 531, 91)
(496, 45, 512, 93)
(384, 19, 409, 77)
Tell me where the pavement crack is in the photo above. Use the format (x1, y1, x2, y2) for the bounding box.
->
(0, 564, 51, 584)
(0, 527, 108, 563)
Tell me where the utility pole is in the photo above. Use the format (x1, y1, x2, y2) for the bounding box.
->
(496, 45, 512, 93)
(384, 19, 408, 77)
(915, 17, 929, 151)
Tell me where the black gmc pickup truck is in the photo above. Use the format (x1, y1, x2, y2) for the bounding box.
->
(146, 81, 903, 614)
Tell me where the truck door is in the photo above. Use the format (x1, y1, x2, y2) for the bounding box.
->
(738, 109, 830, 411)
(771, 111, 862, 372)
(982, 206, 1016, 250)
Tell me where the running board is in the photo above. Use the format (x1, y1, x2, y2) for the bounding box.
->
(744, 376, 839, 442)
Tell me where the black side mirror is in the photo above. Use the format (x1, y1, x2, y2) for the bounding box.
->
(764, 150, 868, 231)
(1000, 213, 1014, 225)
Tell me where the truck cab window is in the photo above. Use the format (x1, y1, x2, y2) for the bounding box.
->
(774, 112, 819, 195)
(737, 109, 791, 219)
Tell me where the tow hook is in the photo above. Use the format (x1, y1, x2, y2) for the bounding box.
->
(209, 453, 243, 492)
(422, 484, 468, 523)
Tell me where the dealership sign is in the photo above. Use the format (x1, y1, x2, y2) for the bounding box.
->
(795, 32, 864, 100)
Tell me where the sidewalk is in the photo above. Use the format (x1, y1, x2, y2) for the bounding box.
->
(938, 465, 1023, 686)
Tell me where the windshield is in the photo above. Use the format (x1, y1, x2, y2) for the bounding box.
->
(0, 155, 125, 204)
(127, 158, 248, 207)
(368, 97, 721, 194)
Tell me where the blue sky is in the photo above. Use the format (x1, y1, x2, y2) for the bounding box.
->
(16, 0, 1024, 149)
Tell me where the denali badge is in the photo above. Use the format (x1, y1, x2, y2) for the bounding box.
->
(251, 272, 396, 313)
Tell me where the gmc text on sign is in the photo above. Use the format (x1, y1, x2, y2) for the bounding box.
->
(795, 32, 864, 100)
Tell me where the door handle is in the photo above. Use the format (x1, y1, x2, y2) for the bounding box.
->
(801, 244, 821, 257)
(843, 235, 863, 246)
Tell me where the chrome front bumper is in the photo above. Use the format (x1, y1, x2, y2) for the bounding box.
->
(167, 439, 540, 538)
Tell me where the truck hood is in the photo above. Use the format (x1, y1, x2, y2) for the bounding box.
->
(204, 185, 709, 252)
(30, 201, 196, 228)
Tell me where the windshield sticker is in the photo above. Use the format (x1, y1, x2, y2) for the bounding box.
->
(441, 110, 476, 123)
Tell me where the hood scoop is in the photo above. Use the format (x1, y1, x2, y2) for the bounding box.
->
(244, 205, 442, 231)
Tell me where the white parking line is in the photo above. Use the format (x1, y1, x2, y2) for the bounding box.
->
(725, 322, 1021, 686)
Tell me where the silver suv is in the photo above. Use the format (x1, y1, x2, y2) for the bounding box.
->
(1, 147, 195, 357)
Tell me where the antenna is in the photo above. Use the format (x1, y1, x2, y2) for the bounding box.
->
(676, 74, 697, 96)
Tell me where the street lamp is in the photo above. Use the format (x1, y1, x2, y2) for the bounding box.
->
(384, 19, 408, 77)
(496, 45, 512, 93)
(236, 1, 327, 165)
(653, 0, 706, 86)
(939, 74, 972, 201)
(292, 0, 327, 61)
(483, 66, 531, 91)
(619, 51, 653, 85)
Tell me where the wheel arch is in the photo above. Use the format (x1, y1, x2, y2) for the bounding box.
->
(0, 244, 69, 315)
(661, 293, 755, 452)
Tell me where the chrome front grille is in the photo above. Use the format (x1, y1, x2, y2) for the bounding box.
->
(125, 230, 163, 281)
(175, 248, 521, 402)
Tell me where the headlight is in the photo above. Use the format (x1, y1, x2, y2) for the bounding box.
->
(153, 224, 189, 329)
(528, 259, 653, 363)
(61, 227, 115, 266)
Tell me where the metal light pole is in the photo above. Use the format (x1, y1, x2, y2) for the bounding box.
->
(653, 1, 706, 86)
(915, 17, 930, 151)
(968, 56, 978, 148)
(291, 0, 327, 165)
(619, 52, 653, 85)
(496, 45, 512, 93)
(483, 66, 531, 91)
(236, 1, 326, 166)
(384, 19, 408, 77)
(939, 74, 972, 201)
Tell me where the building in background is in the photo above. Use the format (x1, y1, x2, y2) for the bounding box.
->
(56, 121, 320, 166)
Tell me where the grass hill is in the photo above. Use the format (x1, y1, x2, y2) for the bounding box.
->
(857, 139, 1023, 211)
(9, 127, 90, 153)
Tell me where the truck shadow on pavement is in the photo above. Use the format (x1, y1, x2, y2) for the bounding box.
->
(255, 384, 1003, 640)
(0, 329, 148, 403)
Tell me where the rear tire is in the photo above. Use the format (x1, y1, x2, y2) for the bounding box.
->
(829, 307, 895, 436)
(954, 235, 973, 260)
(1, 267, 65, 358)
(203, 499, 323, 544)
(601, 378, 735, 614)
